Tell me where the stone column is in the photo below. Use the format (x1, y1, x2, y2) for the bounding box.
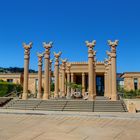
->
(71, 73, 74, 94)
(61, 59, 67, 97)
(85, 40, 96, 100)
(82, 73, 85, 96)
(104, 61, 108, 97)
(49, 59, 53, 98)
(43, 42, 52, 100)
(59, 71, 62, 96)
(107, 51, 112, 99)
(22, 42, 32, 100)
(37, 53, 44, 99)
(93, 51, 96, 97)
(108, 40, 119, 101)
(66, 64, 71, 98)
(54, 52, 62, 98)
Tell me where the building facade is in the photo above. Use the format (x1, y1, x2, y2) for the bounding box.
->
(1, 40, 139, 100)
(121, 72, 140, 91)
(0, 72, 140, 97)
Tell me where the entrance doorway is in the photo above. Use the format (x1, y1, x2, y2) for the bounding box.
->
(96, 76, 104, 96)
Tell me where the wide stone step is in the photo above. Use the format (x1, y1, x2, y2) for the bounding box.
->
(6, 107, 35, 110)
(2, 98, 127, 112)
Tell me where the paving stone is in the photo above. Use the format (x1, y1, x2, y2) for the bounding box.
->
(0, 112, 140, 140)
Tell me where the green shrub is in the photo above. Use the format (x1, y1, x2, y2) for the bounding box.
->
(120, 89, 140, 99)
(66, 82, 82, 92)
(0, 81, 23, 97)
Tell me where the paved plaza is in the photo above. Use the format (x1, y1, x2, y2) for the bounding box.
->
(0, 111, 140, 140)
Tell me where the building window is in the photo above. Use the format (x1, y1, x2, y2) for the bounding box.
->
(7, 79, 13, 83)
(134, 78, 138, 90)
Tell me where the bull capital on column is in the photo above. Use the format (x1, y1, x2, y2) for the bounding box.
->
(43, 42, 53, 49)
(108, 40, 119, 53)
(85, 40, 96, 48)
(23, 42, 33, 59)
(54, 52, 62, 65)
(61, 58, 67, 69)
(61, 58, 67, 63)
(66, 63, 71, 72)
(37, 53, 44, 66)
(85, 40, 96, 58)
(23, 42, 33, 50)
(43, 42, 53, 57)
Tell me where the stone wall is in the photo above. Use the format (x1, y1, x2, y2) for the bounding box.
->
(124, 99, 140, 112)
(124, 78, 134, 90)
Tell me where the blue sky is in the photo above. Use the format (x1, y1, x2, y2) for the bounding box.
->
(0, 0, 140, 72)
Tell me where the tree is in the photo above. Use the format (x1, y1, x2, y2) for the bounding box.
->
(66, 82, 82, 92)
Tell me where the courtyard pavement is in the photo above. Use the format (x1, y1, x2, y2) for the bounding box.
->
(0, 110, 140, 140)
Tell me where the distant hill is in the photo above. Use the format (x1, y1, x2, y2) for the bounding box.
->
(0, 67, 37, 73)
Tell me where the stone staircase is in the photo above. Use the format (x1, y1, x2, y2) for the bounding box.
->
(0, 97, 12, 107)
(3, 99, 41, 110)
(2, 97, 127, 112)
(94, 100, 127, 112)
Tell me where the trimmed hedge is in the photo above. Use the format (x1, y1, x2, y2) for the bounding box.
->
(0, 81, 23, 97)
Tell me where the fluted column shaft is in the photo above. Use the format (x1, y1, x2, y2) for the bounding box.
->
(67, 72, 70, 96)
(22, 43, 32, 100)
(66, 64, 71, 98)
(37, 53, 43, 99)
(54, 63, 59, 97)
(61, 59, 67, 97)
(88, 57, 94, 99)
(104, 66, 107, 97)
(71, 73, 74, 94)
(61, 70, 65, 96)
(105, 65, 109, 97)
(54, 52, 61, 98)
(111, 53, 117, 100)
(82, 73, 85, 96)
(44, 54, 49, 99)
(49, 60, 52, 98)
(93, 52, 96, 97)
(108, 59, 112, 98)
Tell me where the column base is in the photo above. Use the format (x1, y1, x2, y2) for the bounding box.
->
(111, 95, 118, 101)
(37, 93, 42, 99)
(66, 94, 71, 99)
(61, 91, 66, 98)
(22, 93, 28, 100)
(43, 93, 49, 100)
(88, 95, 96, 101)
(54, 93, 59, 99)
(82, 90, 85, 97)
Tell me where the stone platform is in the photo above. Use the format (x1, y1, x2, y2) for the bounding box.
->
(0, 111, 140, 140)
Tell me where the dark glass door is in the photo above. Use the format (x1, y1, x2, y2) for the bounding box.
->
(96, 76, 104, 96)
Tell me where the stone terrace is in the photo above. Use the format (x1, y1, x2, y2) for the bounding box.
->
(0, 112, 140, 140)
